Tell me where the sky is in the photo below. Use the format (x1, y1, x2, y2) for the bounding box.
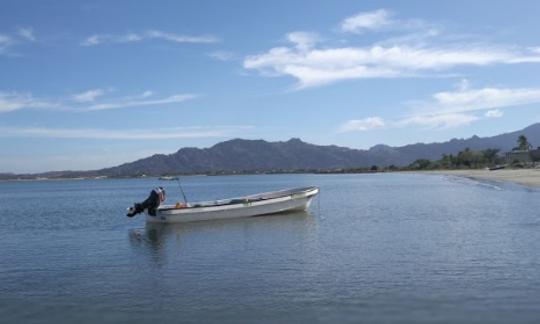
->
(1, 0, 540, 173)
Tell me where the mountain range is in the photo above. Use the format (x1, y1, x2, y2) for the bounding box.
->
(7, 123, 540, 179)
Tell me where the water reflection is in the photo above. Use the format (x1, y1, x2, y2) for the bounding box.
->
(128, 211, 319, 266)
(4, 174, 540, 323)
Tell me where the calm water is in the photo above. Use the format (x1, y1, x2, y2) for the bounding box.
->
(1, 173, 540, 323)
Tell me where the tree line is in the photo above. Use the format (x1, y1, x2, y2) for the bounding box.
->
(408, 148, 502, 170)
(408, 134, 534, 170)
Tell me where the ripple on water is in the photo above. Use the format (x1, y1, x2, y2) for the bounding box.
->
(1, 174, 540, 323)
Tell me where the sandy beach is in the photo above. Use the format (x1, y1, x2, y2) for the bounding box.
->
(426, 169, 540, 187)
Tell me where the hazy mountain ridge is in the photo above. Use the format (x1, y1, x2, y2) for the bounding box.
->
(8, 123, 540, 179)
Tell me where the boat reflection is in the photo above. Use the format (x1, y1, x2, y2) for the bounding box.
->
(127, 210, 318, 265)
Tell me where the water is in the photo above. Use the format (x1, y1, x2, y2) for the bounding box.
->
(1, 173, 540, 323)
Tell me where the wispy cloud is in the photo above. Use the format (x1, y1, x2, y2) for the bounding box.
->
(71, 89, 107, 103)
(287, 32, 320, 50)
(339, 82, 540, 132)
(0, 26, 35, 55)
(338, 117, 385, 132)
(341, 9, 393, 33)
(81, 30, 219, 46)
(16, 27, 35, 41)
(485, 109, 503, 118)
(397, 113, 479, 129)
(244, 42, 540, 89)
(413, 84, 540, 116)
(244, 10, 540, 89)
(340, 9, 428, 34)
(0, 125, 252, 140)
(339, 113, 478, 132)
(402, 83, 540, 128)
(0, 92, 58, 113)
(0, 90, 198, 113)
(140, 90, 154, 98)
(207, 50, 238, 61)
(83, 93, 198, 111)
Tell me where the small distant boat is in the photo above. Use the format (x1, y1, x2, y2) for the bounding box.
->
(129, 186, 319, 223)
(488, 165, 506, 171)
(158, 176, 176, 181)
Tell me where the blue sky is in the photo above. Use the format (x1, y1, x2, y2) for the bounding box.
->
(2, 0, 540, 172)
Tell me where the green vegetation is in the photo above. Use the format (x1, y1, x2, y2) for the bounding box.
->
(515, 135, 532, 151)
(407, 148, 502, 170)
(407, 135, 539, 171)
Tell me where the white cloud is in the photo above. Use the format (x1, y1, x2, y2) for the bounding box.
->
(0, 90, 198, 113)
(427, 86, 540, 115)
(144, 30, 218, 43)
(0, 126, 251, 140)
(485, 109, 503, 118)
(338, 117, 385, 132)
(287, 32, 319, 51)
(244, 10, 540, 89)
(398, 113, 478, 129)
(376, 29, 440, 47)
(339, 83, 532, 131)
(207, 50, 237, 61)
(340, 9, 429, 35)
(72, 89, 106, 103)
(81, 35, 103, 46)
(81, 30, 219, 46)
(398, 84, 540, 129)
(83, 93, 198, 111)
(339, 112, 477, 133)
(0, 27, 36, 55)
(16, 27, 35, 41)
(341, 9, 393, 33)
(140, 90, 154, 98)
(0, 92, 58, 113)
(244, 42, 540, 89)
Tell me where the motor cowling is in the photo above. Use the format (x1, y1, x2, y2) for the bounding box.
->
(127, 187, 166, 217)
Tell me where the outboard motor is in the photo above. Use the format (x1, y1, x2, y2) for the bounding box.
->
(127, 187, 166, 217)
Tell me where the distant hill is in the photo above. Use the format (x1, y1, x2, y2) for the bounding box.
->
(0, 173, 16, 180)
(390, 122, 540, 163)
(10, 123, 540, 179)
(96, 138, 382, 176)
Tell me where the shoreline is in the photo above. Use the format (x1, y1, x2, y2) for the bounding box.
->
(3, 169, 540, 188)
(423, 169, 540, 187)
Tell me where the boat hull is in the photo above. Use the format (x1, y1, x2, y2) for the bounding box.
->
(146, 187, 318, 223)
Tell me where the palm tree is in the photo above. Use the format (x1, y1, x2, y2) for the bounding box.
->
(517, 135, 532, 151)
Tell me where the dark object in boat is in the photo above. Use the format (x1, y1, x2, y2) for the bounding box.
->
(127, 187, 166, 217)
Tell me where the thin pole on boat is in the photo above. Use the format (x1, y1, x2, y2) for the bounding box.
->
(174, 177, 188, 204)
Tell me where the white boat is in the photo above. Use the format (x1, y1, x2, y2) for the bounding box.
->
(146, 186, 319, 223)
